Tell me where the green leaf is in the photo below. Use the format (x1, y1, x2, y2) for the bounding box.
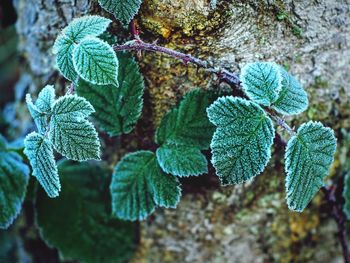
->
(35, 85, 56, 112)
(240, 62, 282, 106)
(285, 121, 337, 212)
(76, 53, 144, 136)
(156, 144, 208, 177)
(156, 89, 217, 149)
(98, 0, 143, 26)
(36, 161, 137, 263)
(111, 151, 181, 221)
(25, 85, 55, 134)
(73, 37, 119, 85)
(49, 95, 100, 161)
(0, 136, 30, 229)
(53, 35, 78, 82)
(59, 15, 112, 43)
(24, 132, 60, 198)
(272, 67, 308, 115)
(343, 173, 350, 220)
(207, 96, 275, 185)
(155, 89, 216, 176)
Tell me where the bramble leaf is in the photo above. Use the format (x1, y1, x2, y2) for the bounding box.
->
(98, 0, 143, 26)
(35, 85, 56, 112)
(53, 35, 78, 82)
(76, 53, 144, 136)
(155, 89, 216, 177)
(0, 136, 30, 229)
(49, 95, 100, 161)
(156, 144, 208, 177)
(36, 161, 137, 263)
(26, 85, 56, 134)
(240, 62, 282, 106)
(156, 89, 216, 149)
(59, 15, 112, 43)
(24, 132, 60, 198)
(272, 67, 308, 115)
(285, 121, 337, 212)
(111, 151, 181, 221)
(343, 173, 350, 220)
(73, 37, 119, 85)
(207, 96, 275, 185)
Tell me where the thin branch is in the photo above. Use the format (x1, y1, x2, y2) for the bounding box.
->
(113, 39, 241, 88)
(321, 186, 350, 263)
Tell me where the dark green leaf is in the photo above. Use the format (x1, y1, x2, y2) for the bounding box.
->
(36, 161, 137, 263)
(76, 53, 144, 136)
(111, 151, 181, 221)
(0, 136, 30, 229)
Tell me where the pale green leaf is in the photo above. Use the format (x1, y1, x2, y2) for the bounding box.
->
(36, 161, 137, 263)
(343, 173, 350, 220)
(155, 89, 216, 176)
(49, 95, 100, 161)
(240, 62, 282, 106)
(156, 144, 208, 177)
(272, 67, 309, 115)
(156, 89, 217, 149)
(53, 35, 78, 82)
(73, 37, 119, 85)
(98, 0, 142, 26)
(76, 53, 144, 136)
(35, 85, 56, 112)
(111, 151, 181, 221)
(285, 121, 337, 212)
(60, 15, 112, 43)
(24, 132, 60, 198)
(25, 86, 55, 134)
(207, 96, 275, 185)
(0, 135, 30, 229)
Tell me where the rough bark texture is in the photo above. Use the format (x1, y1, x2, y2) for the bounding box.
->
(14, 0, 350, 262)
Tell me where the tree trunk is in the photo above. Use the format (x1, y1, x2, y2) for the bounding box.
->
(14, 0, 350, 262)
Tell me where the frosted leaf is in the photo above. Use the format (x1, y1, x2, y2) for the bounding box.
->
(240, 62, 282, 106)
(285, 121, 337, 212)
(24, 132, 60, 198)
(26, 85, 56, 134)
(110, 151, 181, 221)
(76, 53, 144, 136)
(60, 15, 112, 43)
(49, 95, 100, 161)
(73, 37, 119, 85)
(98, 0, 143, 26)
(272, 67, 309, 115)
(156, 144, 208, 177)
(0, 136, 29, 229)
(155, 89, 217, 177)
(207, 96, 275, 185)
(53, 35, 78, 82)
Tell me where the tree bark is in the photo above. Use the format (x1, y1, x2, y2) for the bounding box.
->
(14, 0, 350, 262)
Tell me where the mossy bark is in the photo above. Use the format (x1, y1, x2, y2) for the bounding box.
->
(14, 0, 350, 262)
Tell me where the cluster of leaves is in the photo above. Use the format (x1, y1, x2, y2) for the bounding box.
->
(110, 89, 219, 220)
(0, 12, 340, 263)
(24, 85, 100, 198)
(208, 62, 337, 212)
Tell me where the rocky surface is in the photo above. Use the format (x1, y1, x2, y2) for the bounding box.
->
(14, 0, 350, 262)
